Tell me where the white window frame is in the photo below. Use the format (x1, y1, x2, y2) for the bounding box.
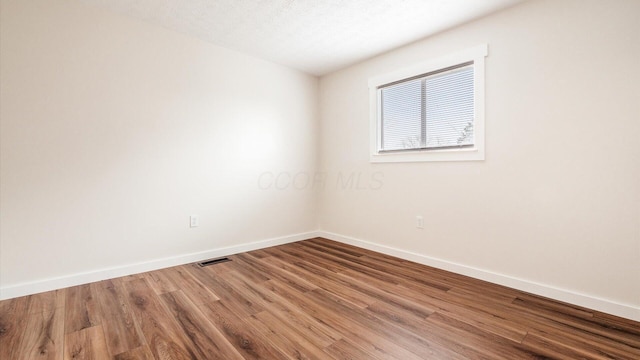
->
(369, 44, 488, 163)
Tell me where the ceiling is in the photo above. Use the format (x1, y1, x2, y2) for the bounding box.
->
(82, 0, 524, 76)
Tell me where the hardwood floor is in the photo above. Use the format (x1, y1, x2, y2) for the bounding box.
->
(1, 238, 639, 359)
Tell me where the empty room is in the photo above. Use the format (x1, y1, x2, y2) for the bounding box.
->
(1, 0, 639, 358)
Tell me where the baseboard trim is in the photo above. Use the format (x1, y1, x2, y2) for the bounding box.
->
(0, 230, 321, 300)
(4, 230, 638, 321)
(318, 231, 640, 322)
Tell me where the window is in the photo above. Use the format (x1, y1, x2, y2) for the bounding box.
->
(369, 44, 487, 162)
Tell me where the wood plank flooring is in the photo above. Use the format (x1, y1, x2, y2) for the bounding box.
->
(1, 238, 639, 359)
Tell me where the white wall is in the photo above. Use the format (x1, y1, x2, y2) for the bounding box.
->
(0, 0, 318, 296)
(2, 0, 639, 321)
(318, 0, 640, 318)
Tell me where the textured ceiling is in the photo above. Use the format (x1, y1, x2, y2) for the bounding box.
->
(81, 0, 524, 76)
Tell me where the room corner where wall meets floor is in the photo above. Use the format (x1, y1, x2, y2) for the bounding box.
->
(319, 232, 640, 322)
(0, 0, 319, 298)
(0, 232, 322, 301)
(2, 238, 638, 359)
(317, 0, 640, 323)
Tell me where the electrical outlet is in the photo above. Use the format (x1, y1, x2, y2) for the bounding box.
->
(416, 215, 424, 229)
(190, 215, 199, 228)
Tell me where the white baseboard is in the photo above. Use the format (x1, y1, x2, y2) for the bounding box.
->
(318, 231, 640, 322)
(0, 231, 321, 301)
(4, 230, 638, 322)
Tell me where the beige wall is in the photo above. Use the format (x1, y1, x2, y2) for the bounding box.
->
(0, 0, 318, 292)
(318, 0, 640, 313)
(2, 0, 638, 319)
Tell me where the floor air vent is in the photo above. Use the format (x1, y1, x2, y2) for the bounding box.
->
(197, 257, 231, 267)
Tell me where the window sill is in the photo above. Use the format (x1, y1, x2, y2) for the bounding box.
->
(370, 146, 484, 163)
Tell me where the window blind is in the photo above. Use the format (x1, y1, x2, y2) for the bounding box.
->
(380, 64, 474, 151)
(380, 78, 423, 151)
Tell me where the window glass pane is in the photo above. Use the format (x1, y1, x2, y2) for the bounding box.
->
(425, 66, 474, 148)
(380, 78, 422, 151)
